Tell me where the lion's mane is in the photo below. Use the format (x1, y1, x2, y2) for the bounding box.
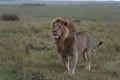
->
(52, 17, 76, 56)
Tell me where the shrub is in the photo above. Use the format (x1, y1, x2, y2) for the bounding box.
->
(0, 14, 19, 21)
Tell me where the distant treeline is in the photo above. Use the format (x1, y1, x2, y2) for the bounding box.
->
(77, 2, 120, 5)
(22, 3, 46, 6)
(21, 1, 120, 5)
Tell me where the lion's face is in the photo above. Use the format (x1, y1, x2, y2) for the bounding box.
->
(52, 21, 67, 39)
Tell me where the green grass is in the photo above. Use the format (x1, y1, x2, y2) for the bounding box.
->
(0, 4, 120, 80)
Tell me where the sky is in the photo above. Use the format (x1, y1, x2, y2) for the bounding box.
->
(45, 0, 120, 1)
(0, 0, 120, 1)
(0, 0, 120, 4)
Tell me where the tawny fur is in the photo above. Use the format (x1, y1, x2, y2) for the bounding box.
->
(51, 17, 92, 74)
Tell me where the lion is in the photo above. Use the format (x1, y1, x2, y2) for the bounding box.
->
(51, 17, 102, 75)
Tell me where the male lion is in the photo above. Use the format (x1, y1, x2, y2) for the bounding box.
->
(51, 17, 102, 75)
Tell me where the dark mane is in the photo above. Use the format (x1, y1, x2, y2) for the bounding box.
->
(52, 17, 76, 34)
(64, 34, 75, 56)
(52, 17, 76, 56)
(67, 22, 76, 35)
(65, 22, 76, 54)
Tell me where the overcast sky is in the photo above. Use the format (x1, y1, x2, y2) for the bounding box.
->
(44, 0, 120, 1)
(0, 0, 120, 1)
(0, 0, 120, 4)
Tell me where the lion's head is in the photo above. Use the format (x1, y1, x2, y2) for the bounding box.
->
(51, 17, 75, 40)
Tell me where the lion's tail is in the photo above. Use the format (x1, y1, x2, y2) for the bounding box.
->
(93, 41, 103, 52)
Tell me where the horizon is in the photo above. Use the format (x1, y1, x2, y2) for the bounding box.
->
(0, 0, 120, 4)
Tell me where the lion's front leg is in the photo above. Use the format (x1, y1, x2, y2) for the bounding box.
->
(61, 55, 70, 73)
(69, 49, 78, 75)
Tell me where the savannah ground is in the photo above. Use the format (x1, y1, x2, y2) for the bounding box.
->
(0, 4, 120, 80)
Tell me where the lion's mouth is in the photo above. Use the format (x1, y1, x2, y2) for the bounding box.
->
(53, 35, 60, 39)
(52, 31, 61, 39)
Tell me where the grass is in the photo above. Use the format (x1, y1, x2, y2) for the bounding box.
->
(0, 4, 120, 80)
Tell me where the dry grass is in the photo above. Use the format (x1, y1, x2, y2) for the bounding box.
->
(0, 5, 120, 80)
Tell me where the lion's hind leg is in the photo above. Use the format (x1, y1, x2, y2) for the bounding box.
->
(82, 48, 91, 70)
(85, 48, 92, 70)
(82, 48, 87, 62)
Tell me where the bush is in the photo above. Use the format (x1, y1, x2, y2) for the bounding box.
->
(0, 14, 19, 21)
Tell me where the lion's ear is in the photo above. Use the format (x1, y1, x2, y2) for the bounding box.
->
(64, 22, 67, 26)
(64, 19, 70, 27)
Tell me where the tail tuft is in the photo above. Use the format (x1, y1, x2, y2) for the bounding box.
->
(93, 41, 103, 52)
(97, 41, 103, 48)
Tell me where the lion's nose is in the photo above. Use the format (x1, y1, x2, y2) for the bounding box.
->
(53, 31, 57, 35)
